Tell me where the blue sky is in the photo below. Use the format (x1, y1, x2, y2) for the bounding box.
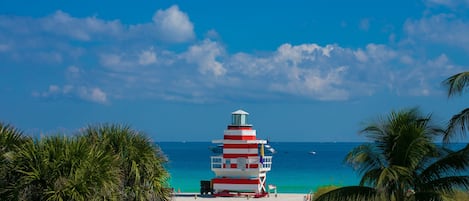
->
(0, 0, 468, 142)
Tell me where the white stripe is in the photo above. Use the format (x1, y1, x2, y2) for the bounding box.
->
(212, 140, 267, 144)
(224, 130, 257, 136)
(213, 184, 260, 192)
(223, 148, 258, 154)
(224, 157, 259, 164)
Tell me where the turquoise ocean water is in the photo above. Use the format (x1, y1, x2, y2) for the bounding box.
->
(158, 142, 362, 193)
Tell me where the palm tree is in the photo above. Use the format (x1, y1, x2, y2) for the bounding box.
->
(11, 135, 121, 201)
(442, 71, 469, 142)
(82, 124, 171, 201)
(315, 108, 469, 201)
(0, 122, 31, 200)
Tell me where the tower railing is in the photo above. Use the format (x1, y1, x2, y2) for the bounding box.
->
(211, 156, 272, 171)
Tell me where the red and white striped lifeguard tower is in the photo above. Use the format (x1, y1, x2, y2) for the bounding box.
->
(210, 110, 273, 197)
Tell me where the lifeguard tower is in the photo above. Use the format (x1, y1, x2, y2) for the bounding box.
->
(210, 110, 273, 197)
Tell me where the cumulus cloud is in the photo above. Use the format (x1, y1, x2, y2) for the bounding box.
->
(185, 39, 226, 76)
(138, 47, 157, 65)
(270, 66, 350, 101)
(1, 3, 466, 104)
(228, 43, 357, 100)
(152, 5, 195, 43)
(404, 14, 469, 51)
(41, 10, 124, 41)
(34, 84, 108, 104)
(100, 47, 159, 70)
(77, 87, 107, 103)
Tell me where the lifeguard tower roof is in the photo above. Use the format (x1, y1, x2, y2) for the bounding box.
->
(232, 109, 249, 115)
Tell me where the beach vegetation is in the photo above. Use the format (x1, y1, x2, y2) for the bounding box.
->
(442, 71, 469, 142)
(312, 185, 339, 201)
(315, 108, 469, 201)
(81, 124, 171, 201)
(0, 122, 32, 200)
(0, 123, 171, 201)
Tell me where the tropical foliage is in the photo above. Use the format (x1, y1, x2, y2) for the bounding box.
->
(442, 71, 469, 142)
(312, 185, 339, 201)
(0, 122, 31, 200)
(315, 108, 469, 201)
(81, 124, 171, 201)
(0, 123, 171, 201)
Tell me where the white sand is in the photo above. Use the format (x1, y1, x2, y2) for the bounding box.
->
(172, 193, 311, 201)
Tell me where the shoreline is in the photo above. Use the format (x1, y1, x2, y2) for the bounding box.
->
(172, 193, 312, 201)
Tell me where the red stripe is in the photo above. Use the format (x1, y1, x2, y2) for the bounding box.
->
(223, 144, 258, 149)
(212, 178, 260, 184)
(223, 154, 258, 158)
(224, 135, 256, 140)
(227, 126, 252, 130)
(230, 164, 237, 168)
(248, 164, 259, 168)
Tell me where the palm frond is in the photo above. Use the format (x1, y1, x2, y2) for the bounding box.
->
(81, 123, 170, 201)
(442, 71, 469, 97)
(314, 186, 378, 201)
(444, 107, 469, 143)
(419, 144, 469, 183)
(413, 191, 447, 201)
(417, 176, 469, 194)
(375, 165, 413, 189)
(345, 144, 385, 176)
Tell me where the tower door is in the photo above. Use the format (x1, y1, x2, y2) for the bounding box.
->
(238, 157, 246, 170)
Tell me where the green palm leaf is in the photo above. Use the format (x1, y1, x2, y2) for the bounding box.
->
(443, 71, 469, 142)
(314, 186, 378, 201)
(444, 108, 469, 143)
(419, 144, 469, 183)
(413, 191, 447, 201)
(443, 71, 469, 97)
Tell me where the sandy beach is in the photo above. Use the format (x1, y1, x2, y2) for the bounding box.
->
(172, 193, 311, 201)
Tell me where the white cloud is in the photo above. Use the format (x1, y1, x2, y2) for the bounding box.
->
(99, 47, 161, 71)
(138, 47, 157, 65)
(100, 54, 125, 67)
(48, 85, 60, 93)
(270, 66, 350, 101)
(424, 0, 469, 8)
(227, 43, 356, 101)
(363, 44, 397, 63)
(34, 84, 107, 104)
(66, 65, 82, 80)
(41, 10, 124, 41)
(354, 49, 368, 62)
(275, 43, 334, 64)
(78, 87, 107, 103)
(185, 39, 226, 76)
(153, 5, 195, 43)
(3, 4, 466, 104)
(404, 14, 469, 51)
